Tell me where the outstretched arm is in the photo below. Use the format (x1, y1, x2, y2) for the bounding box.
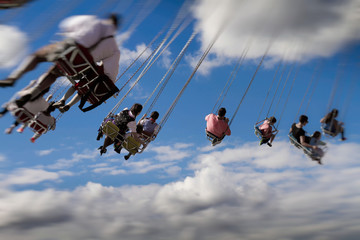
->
(300, 135, 317, 149)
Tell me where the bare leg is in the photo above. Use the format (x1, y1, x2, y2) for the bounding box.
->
(0, 43, 58, 87)
(17, 123, 27, 133)
(99, 136, 114, 155)
(16, 66, 60, 108)
(59, 86, 76, 102)
(30, 133, 41, 143)
(5, 121, 19, 134)
(269, 134, 276, 144)
(59, 92, 81, 113)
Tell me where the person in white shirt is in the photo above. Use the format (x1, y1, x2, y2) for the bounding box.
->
(98, 103, 143, 155)
(1, 14, 121, 110)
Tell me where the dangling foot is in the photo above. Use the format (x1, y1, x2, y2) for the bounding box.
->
(96, 131, 103, 141)
(17, 127, 25, 133)
(267, 142, 272, 147)
(340, 137, 347, 141)
(0, 78, 15, 87)
(53, 100, 65, 108)
(98, 146, 107, 156)
(5, 127, 14, 134)
(212, 138, 220, 146)
(59, 105, 70, 113)
(114, 142, 122, 154)
(124, 154, 130, 160)
(30, 137, 36, 143)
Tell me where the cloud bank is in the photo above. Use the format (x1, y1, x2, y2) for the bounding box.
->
(191, 0, 360, 64)
(1, 141, 360, 240)
(0, 24, 28, 69)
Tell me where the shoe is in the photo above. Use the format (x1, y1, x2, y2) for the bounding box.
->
(267, 142, 272, 147)
(5, 128, 13, 134)
(114, 143, 122, 154)
(211, 138, 221, 146)
(59, 105, 70, 113)
(96, 131, 103, 141)
(0, 78, 15, 87)
(30, 137, 36, 143)
(259, 139, 265, 145)
(340, 137, 347, 141)
(17, 127, 24, 133)
(124, 155, 130, 160)
(98, 146, 107, 156)
(53, 100, 65, 108)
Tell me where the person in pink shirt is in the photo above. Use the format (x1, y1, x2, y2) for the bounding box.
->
(205, 107, 231, 145)
(258, 116, 277, 147)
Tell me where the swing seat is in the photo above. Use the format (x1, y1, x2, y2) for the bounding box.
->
(122, 136, 142, 155)
(289, 133, 312, 156)
(28, 119, 48, 135)
(55, 43, 119, 112)
(13, 108, 33, 124)
(205, 129, 223, 146)
(254, 119, 279, 140)
(0, 0, 28, 8)
(288, 134, 326, 161)
(321, 123, 337, 137)
(254, 126, 262, 139)
(102, 121, 120, 141)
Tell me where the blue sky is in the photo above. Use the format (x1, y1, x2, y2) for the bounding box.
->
(0, 0, 360, 239)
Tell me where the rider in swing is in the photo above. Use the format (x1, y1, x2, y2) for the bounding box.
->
(0, 14, 121, 113)
(205, 107, 231, 146)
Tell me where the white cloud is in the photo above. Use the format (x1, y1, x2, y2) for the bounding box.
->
(0, 154, 6, 162)
(118, 41, 152, 70)
(36, 148, 55, 156)
(0, 24, 28, 68)
(0, 168, 60, 187)
(150, 143, 192, 161)
(190, 0, 360, 69)
(46, 148, 98, 170)
(0, 142, 360, 239)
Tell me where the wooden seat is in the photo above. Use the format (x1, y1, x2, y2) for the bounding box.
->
(55, 43, 119, 112)
(13, 108, 33, 124)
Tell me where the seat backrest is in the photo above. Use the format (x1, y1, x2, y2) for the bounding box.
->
(102, 121, 120, 141)
(122, 136, 141, 154)
(13, 108, 33, 124)
(29, 120, 48, 134)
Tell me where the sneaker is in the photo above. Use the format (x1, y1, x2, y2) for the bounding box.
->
(267, 142, 272, 147)
(212, 138, 221, 146)
(98, 146, 107, 156)
(124, 155, 130, 160)
(340, 137, 347, 141)
(17, 127, 24, 133)
(59, 105, 70, 113)
(53, 100, 65, 108)
(5, 127, 13, 134)
(30, 137, 36, 143)
(114, 143, 122, 154)
(96, 131, 103, 141)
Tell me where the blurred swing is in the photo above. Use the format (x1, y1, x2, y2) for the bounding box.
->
(100, 5, 194, 158)
(55, 41, 119, 112)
